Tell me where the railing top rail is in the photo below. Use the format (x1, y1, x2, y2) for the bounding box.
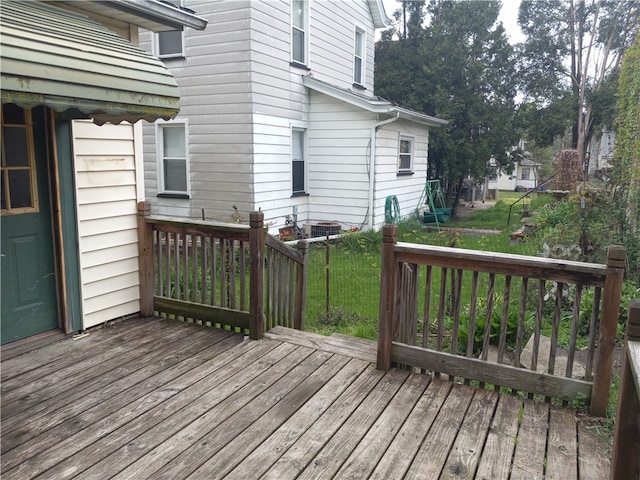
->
(146, 214, 250, 236)
(394, 242, 609, 286)
(265, 234, 306, 264)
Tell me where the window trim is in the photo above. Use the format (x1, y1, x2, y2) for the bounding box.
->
(291, 126, 308, 195)
(353, 25, 366, 87)
(291, 0, 309, 67)
(156, 120, 190, 197)
(521, 166, 531, 180)
(1, 107, 39, 215)
(398, 134, 414, 174)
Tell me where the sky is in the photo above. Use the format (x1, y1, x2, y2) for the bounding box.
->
(380, 0, 525, 44)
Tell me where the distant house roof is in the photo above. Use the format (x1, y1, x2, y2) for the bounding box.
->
(0, 0, 205, 125)
(520, 158, 542, 167)
(303, 75, 448, 128)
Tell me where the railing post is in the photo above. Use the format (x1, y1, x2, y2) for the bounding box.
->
(377, 224, 398, 370)
(249, 211, 265, 339)
(611, 299, 640, 480)
(294, 239, 308, 330)
(137, 201, 154, 317)
(592, 245, 626, 416)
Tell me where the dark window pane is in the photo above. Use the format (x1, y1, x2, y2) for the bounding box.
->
(2, 104, 25, 124)
(159, 30, 182, 56)
(292, 160, 305, 193)
(8, 170, 32, 208)
(164, 159, 187, 192)
(399, 154, 411, 171)
(292, 28, 305, 63)
(4, 127, 29, 166)
(354, 57, 362, 84)
(1, 171, 6, 210)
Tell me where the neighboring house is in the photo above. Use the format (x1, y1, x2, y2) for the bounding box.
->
(139, 0, 446, 233)
(587, 129, 615, 177)
(0, 0, 206, 344)
(488, 158, 542, 192)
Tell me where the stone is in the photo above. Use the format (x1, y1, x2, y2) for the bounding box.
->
(520, 334, 586, 379)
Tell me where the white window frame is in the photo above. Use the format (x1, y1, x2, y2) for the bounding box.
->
(521, 166, 531, 180)
(156, 120, 190, 196)
(291, 127, 308, 195)
(353, 26, 366, 86)
(398, 135, 414, 174)
(155, 29, 185, 59)
(291, 0, 309, 66)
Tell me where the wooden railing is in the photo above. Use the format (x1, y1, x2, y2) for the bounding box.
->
(377, 223, 626, 415)
(611, 299, 640, 479)
(137, 201, 307, 339)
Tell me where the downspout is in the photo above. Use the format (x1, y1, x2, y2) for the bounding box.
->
(368, 112, 400, 230)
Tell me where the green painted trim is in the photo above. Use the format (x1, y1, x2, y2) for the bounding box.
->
(55, 119, 83, 333)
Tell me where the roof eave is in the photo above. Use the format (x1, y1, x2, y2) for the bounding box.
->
(108, 0, 208, 31)
(368, 0, 392, 28)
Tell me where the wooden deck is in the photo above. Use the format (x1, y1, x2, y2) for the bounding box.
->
(1, 318, 610, 479)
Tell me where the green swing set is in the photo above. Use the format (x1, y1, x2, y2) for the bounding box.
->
(415, 180, 452, 228)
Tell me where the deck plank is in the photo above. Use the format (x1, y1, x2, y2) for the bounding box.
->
(149, 349, 340, 480)
(546, 404, 578, 479)
(577, 419, 611, 479)
(1, 320, 207, 424)
(474, 393, 522, 480)
(440, 387, 499, 479)
(0, 317, 166, 384)
(0, 319, 606, 480)
(103, 341, 309, 480)
(185, 353, 357, 479)
(1, 331, 247, 479)
(223, 358, 372, 479)
(404, 384, 476, 480)
(511, 398, 550, 480)
(260, 365, 387, 480)
(294, 368, 411, 480)
(29, 341, 300, 480)
(333, 373, 431, 479)
(370, 378, 453, 480)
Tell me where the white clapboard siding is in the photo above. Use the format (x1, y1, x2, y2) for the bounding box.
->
(72, 120, 141, 329)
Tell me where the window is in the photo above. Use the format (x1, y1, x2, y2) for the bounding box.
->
(157, 122, 189, 196)
(521, 167, 531, 180)
(398, 135, 414, 173)
(292, 128, 306, 194)
(291, 0, 308, 66)
(157, 29, 184, 58)
(1, 104, 38, 214)
(353, 27, 365, 86)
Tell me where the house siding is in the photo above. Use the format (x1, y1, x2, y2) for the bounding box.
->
(72, 120, 141, 329)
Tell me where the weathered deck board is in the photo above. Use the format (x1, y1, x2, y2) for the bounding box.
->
(0, 319, 610, 480)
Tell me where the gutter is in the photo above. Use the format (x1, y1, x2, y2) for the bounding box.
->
(368, 112, 400, 230)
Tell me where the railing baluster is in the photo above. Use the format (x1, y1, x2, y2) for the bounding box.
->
(437, 267, 448, 353)
(514, 277, 528, 369)
(566, 284, 582, 378)
(549, 282, 564, 376)
(422, 265, 433, 351)
(451, 269, 463, 357)
(585, 287, 601, 381)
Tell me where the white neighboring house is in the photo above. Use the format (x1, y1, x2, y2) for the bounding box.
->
(0, 0, 206, 344)
(139, 0, 446, 233)
(488, 158, 541, 192)
(587, 129, 616, 177)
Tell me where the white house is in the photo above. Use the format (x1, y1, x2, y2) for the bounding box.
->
(139, 0, 446, 233)
(0, 0, 206, 344)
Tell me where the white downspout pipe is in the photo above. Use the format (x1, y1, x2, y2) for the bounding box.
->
(368, 112, 400, 230)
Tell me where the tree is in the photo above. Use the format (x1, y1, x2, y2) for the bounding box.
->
(375, 1, 521, 213)
(517, 0, 639, 177)
(612, 33, 640, 234)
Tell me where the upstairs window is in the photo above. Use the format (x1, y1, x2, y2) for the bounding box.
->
(291, 0, 308, 66)
(353, 27, 365, 86)
(157, 122, 189, 196)
(292, 128, 307, 194)
(398, 135, 414, 174)
(157, 29, 185, 58)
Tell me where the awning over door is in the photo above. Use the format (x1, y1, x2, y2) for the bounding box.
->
(0, 1, 181, 125)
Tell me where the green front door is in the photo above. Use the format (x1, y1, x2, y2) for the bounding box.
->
(1, 105, 59, 344)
